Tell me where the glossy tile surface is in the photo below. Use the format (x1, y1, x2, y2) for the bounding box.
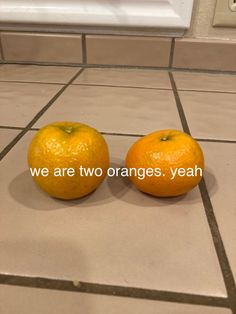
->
(0, 128, 20, 152)
(179, 91, 236, 140)
(0, 64, 80, 84)
(202, 142, 236, 279)
(174, 72, 236, 93)
(0, 131, 226, 296)
(34, 85, 182, 133)
(86, 35, 171, 67)
(1, 32, 82, 64)
(0, 285, 231, 314)
(73, 68, 172, 89)
(0, 82, 62, 127)
(173, 39, 236, 71)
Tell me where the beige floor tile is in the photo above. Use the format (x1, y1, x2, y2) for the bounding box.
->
(0, 82, 63, 127)
(0, 129, 20, 152)
(0, 65, 80, 84)
(201, 142, 236, 280)
(179, 91, 236, 140)
(73, 68, 171, 89)
(0, 285, 231, 314)
(0, 131, 226, 296)
(174, 72, 236, 93)
(34, 85, 182, 134)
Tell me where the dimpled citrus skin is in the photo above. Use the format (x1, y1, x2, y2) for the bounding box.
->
(125, 129, 204, 197)
(28, 122, 109, 200)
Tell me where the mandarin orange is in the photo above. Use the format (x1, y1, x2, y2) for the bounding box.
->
(125, 129, 204, 197)
(28, 121, 109, 200)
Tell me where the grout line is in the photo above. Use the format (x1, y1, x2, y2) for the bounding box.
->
(28, 129, 143, 137)
(0, 60, 83, 68)
(176, 89, 236, 95)
(196, 138, 236, 144)
(0, 67, 236, 96)
(83, 64, 139, 70)
(28, 127, 40, 131)
(82, 34, 87, 64)
(0, 81, 236, 96)
(2, 60, 236, 76)
(168, 38, 175, 68)
(0, 28, 180, 38)
(169, 71, 236, 314)
(0, 79, 236, 96)
(0, 125, 25, 131)
(0, 274, 229, 308)
(0, 80, 64, 86)
(70, 83, 236, 95)
(72, 83, 171, 91)
(0, 68, 85, 161)
(171, 67, 236, 76)
(0, 36, 5, 60)
(0, 126, 235, 144)
(168, 72, 190, 134)
(101, 131, 143, 138)
(199, 180, 236, 313)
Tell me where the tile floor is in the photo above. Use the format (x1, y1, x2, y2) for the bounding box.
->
(0, 64, 235, 314)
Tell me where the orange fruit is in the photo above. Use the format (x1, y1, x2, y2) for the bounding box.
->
(28, 121, 109, 200)
(125, 129, 204, 197)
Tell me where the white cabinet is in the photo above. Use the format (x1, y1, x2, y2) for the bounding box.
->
(0, 0, 194, 30)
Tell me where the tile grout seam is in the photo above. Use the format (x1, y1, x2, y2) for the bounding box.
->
(168, 38, 175, 68)
(0, 68, 85, 161)
(168, 72, 190, 134)
(0, 80, 173, 91)
(82, 34, 87, 64)
(0, 274, 229, 308)
(2, 60, 236, 76)
(168, 71, 236, 314)
(1, 81, 236, 96)
(0, 80, 64, 86)
(0, 34, 5, 61)
(0, 30, 177, 38)
(0, 126, 235, 144)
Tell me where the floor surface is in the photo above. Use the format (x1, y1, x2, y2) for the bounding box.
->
(0, 64, 235, 314)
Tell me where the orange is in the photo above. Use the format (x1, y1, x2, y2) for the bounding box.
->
(28, 121, 109, 200)
(125, 129, 204, 197)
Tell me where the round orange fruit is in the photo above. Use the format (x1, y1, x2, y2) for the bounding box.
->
(125, 129, 204, 197)
(28, 121, 109, 200)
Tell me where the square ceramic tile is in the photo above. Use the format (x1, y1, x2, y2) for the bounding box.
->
(0, 82, 63, 127)
(34, 85, 182, 134)
(0, 131, 226, 297)
(0, 65, 80, 84)
(173, 39, 236, 71)
(179, 91, 236, 141)
(201, 142, 236, 280)
(86, 35, 171, 67)
(73, 68, 171, 89)
(0, 285, 231, 314)
(174, 72, 236, 93)
(0, 129, 21, 152)
(1, 32, 82, 64)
